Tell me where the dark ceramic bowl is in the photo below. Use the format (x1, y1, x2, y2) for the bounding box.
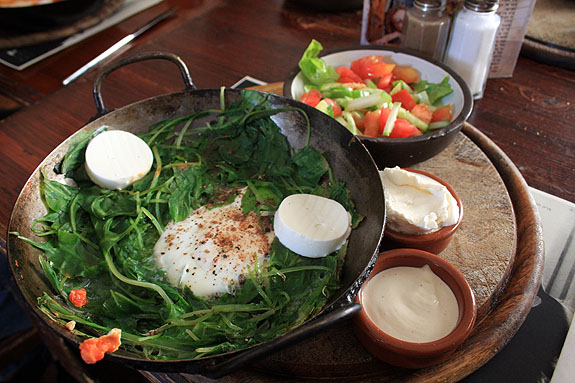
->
(283, 45, 473, 168)
(353, 248, 477, 369)
(383, 168, 463, 254)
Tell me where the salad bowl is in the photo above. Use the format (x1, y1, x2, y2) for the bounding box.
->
(283, 44, 473, 168)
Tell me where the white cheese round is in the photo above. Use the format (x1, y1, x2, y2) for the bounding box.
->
(85, 130, 153, 190)
(380, 166, 459, 235)
(274, 194, 352, 258)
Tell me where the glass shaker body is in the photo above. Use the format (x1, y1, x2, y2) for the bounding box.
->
(444, 1, 501, 99)
(401, 0, 451, 62)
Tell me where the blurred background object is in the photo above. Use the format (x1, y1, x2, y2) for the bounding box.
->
(288, 0, 364, 12)
(0, 0, 122, 48)
(361, 0, 537, 79)
(521, 0, 575, 70)
(401, 0, 451, 61)
(444, 0, 501, 100)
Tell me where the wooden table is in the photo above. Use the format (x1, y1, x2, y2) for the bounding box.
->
(0, 0, 571, 381)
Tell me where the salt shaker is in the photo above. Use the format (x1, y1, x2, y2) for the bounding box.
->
(401, 0, 451, 62)
(444, 0, 501, 100)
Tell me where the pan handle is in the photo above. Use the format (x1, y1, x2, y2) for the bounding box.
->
(201, 302, 362, 379)
(92, 51, 196, 117)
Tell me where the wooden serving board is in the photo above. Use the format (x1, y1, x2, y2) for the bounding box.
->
(139, 84, 543, 383)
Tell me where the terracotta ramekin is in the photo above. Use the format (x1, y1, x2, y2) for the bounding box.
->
(383, 168, 463, 254)
(353, 248, 477, 369)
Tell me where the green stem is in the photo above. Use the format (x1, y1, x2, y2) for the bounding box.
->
(104, 251, 173, 305)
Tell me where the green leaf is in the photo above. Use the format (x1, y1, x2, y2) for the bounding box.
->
(414, 76, 453, 105)
(168, 167, 198, 222)
(291, 146, 329, 188)
(48, 230, 105, 278)
(244, 180, 283, 213)
(57, 130, 94, 177)
(298, 40, 339, 86)
(40, 176, 78, 214)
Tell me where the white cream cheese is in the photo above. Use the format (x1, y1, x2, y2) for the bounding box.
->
(380, 166, 459, 235)
(274, 194, 352, 258)
(85, 130, 154, 190)
(362, 264, 459, 343)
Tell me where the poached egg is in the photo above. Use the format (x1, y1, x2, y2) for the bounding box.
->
(154, 189, 274, 298)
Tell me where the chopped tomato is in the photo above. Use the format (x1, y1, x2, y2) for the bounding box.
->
(392, 89, 417, 111)
(410, 103, 432, 124)
(377, 73, 393, 90)
(392, 65, 419, 83)
(300, 89, 322, 107)
(363, 110, 381, 137)
(338, 77, 361, 84)
(79, 328, 122, 364)
(351, 112, 365, 132)
(69, 288, 88, 308)
(336, 66, 362, 83)
(431, 104, 453, 122)
(389, 119, 422, 138)
(323, 98, 342, 117)
(379, 107, 391, 134)
(350, 55, 395, 80)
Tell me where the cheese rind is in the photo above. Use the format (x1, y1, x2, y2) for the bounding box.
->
(85, 130, 153, 190)
(274, 194, 352, 258)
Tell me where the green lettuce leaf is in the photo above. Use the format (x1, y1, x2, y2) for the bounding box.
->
(298, 39, 339, 86)
(413, 75, 454, 105)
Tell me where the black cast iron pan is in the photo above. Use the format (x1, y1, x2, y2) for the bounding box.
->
(7, 52, 385, 378)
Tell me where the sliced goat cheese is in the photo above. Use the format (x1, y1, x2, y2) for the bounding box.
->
(85, 130, 153, 190)
(274, 194, 352, 258)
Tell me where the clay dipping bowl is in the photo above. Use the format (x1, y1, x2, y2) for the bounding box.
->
(383, 168, 463, 254)
(284, 45, 473, 168)
(353, 248, 477, 369)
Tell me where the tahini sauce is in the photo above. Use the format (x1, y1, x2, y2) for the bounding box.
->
(362, 264, 459, 343)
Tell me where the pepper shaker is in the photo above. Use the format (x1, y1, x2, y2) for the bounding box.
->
(444, 0, 501, 100)
(401, 0, 451, 62)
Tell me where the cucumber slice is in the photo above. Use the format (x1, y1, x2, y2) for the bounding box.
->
(315, 99, 333, 117)
(429, 120, 451, 130)
(319, 82, 345, 91)
(391, 80, 413, 92)
(340, 111, 361, 135)
(346, 94, 386, 111)
(389, 82, 402, 96)
(382, 102, 402, 136)
(397, 107, 429, 132)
